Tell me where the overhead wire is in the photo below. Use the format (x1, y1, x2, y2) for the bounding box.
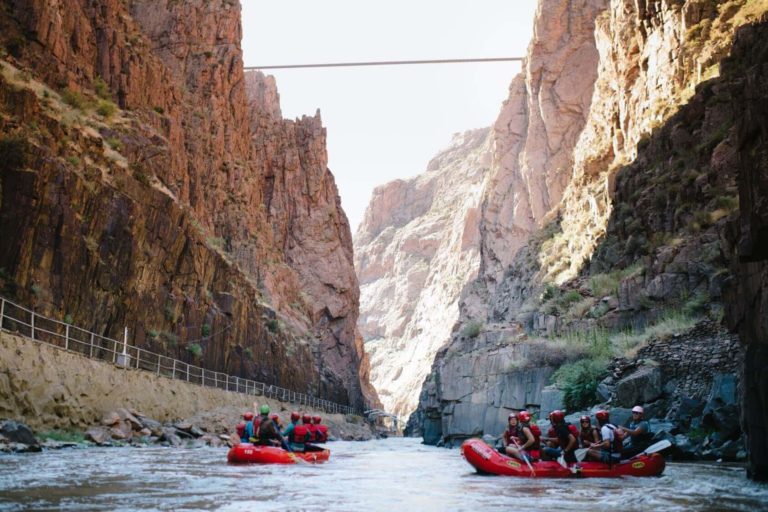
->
(244, 56, 524, 70)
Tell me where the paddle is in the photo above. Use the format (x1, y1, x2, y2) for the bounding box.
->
(511, 435, 536, 477)
(575, 439, 672, 462)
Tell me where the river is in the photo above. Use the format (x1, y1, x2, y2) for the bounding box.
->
(1, 438, 767, 511)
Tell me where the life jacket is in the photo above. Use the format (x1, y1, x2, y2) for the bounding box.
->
(528, 424, 542, 450)
(503, 425, 521, 447)
(316, 425, 328, 443)
(292, 423, 310, 444)
(604, 424, 623, 453)
(305, 424, 317, 443)
(567, 423, 579, 439)
(579, 426, 599, 447)
(236, 422, 246, 441)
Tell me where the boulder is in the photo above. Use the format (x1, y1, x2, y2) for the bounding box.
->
(596, 378, 614, 402)
(540, 386, 565, 414)
(85, 426, 112, 445)
(613, 365, 662, 407)
(115, 408, 143, 430)
(161, 427, 183, 446)
(0, 420, 39, 446)
(675, 397, 705, 428)
(138, 417, 163, 436)
(101, 412, 121, 427)
(671, 434, 701, 461)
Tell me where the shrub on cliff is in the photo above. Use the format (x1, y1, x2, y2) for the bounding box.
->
(551, 359, 608, 412)
(461, 321, 482, 339)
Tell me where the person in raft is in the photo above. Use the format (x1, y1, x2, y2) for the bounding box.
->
(541, 410, 578, 463)
(313, 416, 329, 443)
(617, 405, 653, 458)
(585, 410, 622, 463)
(302, 414, 326, 452)
(282, 411, 310, 452)
(578, 415, 601, 448)
(516, 410, 541, 461)
(255, 404, 287, 448)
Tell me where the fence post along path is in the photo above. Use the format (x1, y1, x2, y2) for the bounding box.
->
(0, 295, 359, 415)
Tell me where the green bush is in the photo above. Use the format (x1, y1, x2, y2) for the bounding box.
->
(551, 359, 609, 411)
(61, 88, 88, 109)
(96, 100, 117, 118)
(39, 430, 85, 443)
(266, 319, 279, 333)
(461, 320, 482, 339)
(187, 343, 202, 357)
(93, 77, 111, 99)
(201, 323, 211, 337)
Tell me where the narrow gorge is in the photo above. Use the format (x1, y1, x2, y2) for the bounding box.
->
(356, 0, 768, 481)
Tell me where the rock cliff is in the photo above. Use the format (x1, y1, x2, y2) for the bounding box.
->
(0, 0, 375, 409)
(407, 0, 768, 465)
(354, 129, 492, 418)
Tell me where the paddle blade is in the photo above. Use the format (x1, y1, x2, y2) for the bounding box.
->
(575, 448, 590, 462)
(643, 439, 672, 455)
(557, 455, 568, 469)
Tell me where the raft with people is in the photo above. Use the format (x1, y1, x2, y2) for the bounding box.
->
(228, 405, 331, 464)
(227, 443, 330, 464)
(461, 437, 666, 478)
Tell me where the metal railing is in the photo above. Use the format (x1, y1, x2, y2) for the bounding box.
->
(0, 296, 358, 415)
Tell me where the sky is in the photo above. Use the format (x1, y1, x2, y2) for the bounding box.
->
(241, 0, 539, 232)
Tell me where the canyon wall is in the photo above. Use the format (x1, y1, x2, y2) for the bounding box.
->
(354, 129, 491, 418)
(0, 0, 375, 409)
(408, 0, 767, 462)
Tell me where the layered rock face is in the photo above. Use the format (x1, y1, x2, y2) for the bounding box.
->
(354, 129, 491, 418)
(0, 0, 374, 408)
(724, 20, 768, 481)
(409, 0, 767, 451)
(478, 0, 608, 288)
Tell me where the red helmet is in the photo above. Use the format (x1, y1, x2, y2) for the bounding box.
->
(313, 415, 322, 424)
(595, 410, 610, 422)
(517, 411, 532, 423)
(550, 410, 565, 423)
(290, 411, 300, 422)
(580, 415, 591, 423)
(302, 414, 312, 424)
(508, 412, 517, 421)
(270, 414, 280, 422)
(243, 412, 254, 421)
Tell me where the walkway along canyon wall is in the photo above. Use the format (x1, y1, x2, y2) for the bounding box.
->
(0, 0, 377, 410)
(403, 0, 768, 479)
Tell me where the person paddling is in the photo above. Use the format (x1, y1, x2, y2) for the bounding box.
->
(282, 411, 309, 452)
(516, 410, 541, 461)
(541, 410, 577, 463)
(255, 404, 287, 448)
(585, 410, 622, 464)
(313, 416, 329, 443)
(617, 406, 653, 458)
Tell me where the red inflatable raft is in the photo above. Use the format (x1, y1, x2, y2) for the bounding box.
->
(461, 438, 665, 478)
(227, 444, 330, 464)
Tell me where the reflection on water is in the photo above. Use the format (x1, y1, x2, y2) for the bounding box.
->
(0, 438, 767, 511)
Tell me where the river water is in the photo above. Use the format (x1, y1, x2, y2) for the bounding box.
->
(1, 438, 767, 511)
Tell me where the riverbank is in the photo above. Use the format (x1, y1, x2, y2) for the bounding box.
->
(0, 331, 375, 451)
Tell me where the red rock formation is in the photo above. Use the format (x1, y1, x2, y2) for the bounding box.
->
(0, 0, 375, 409)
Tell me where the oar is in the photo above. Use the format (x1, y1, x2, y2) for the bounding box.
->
(575, 447, 591, 462)
(575, 439, 672, 463)
(632, 439, 671, 458)
(511, 436, 536, 477)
